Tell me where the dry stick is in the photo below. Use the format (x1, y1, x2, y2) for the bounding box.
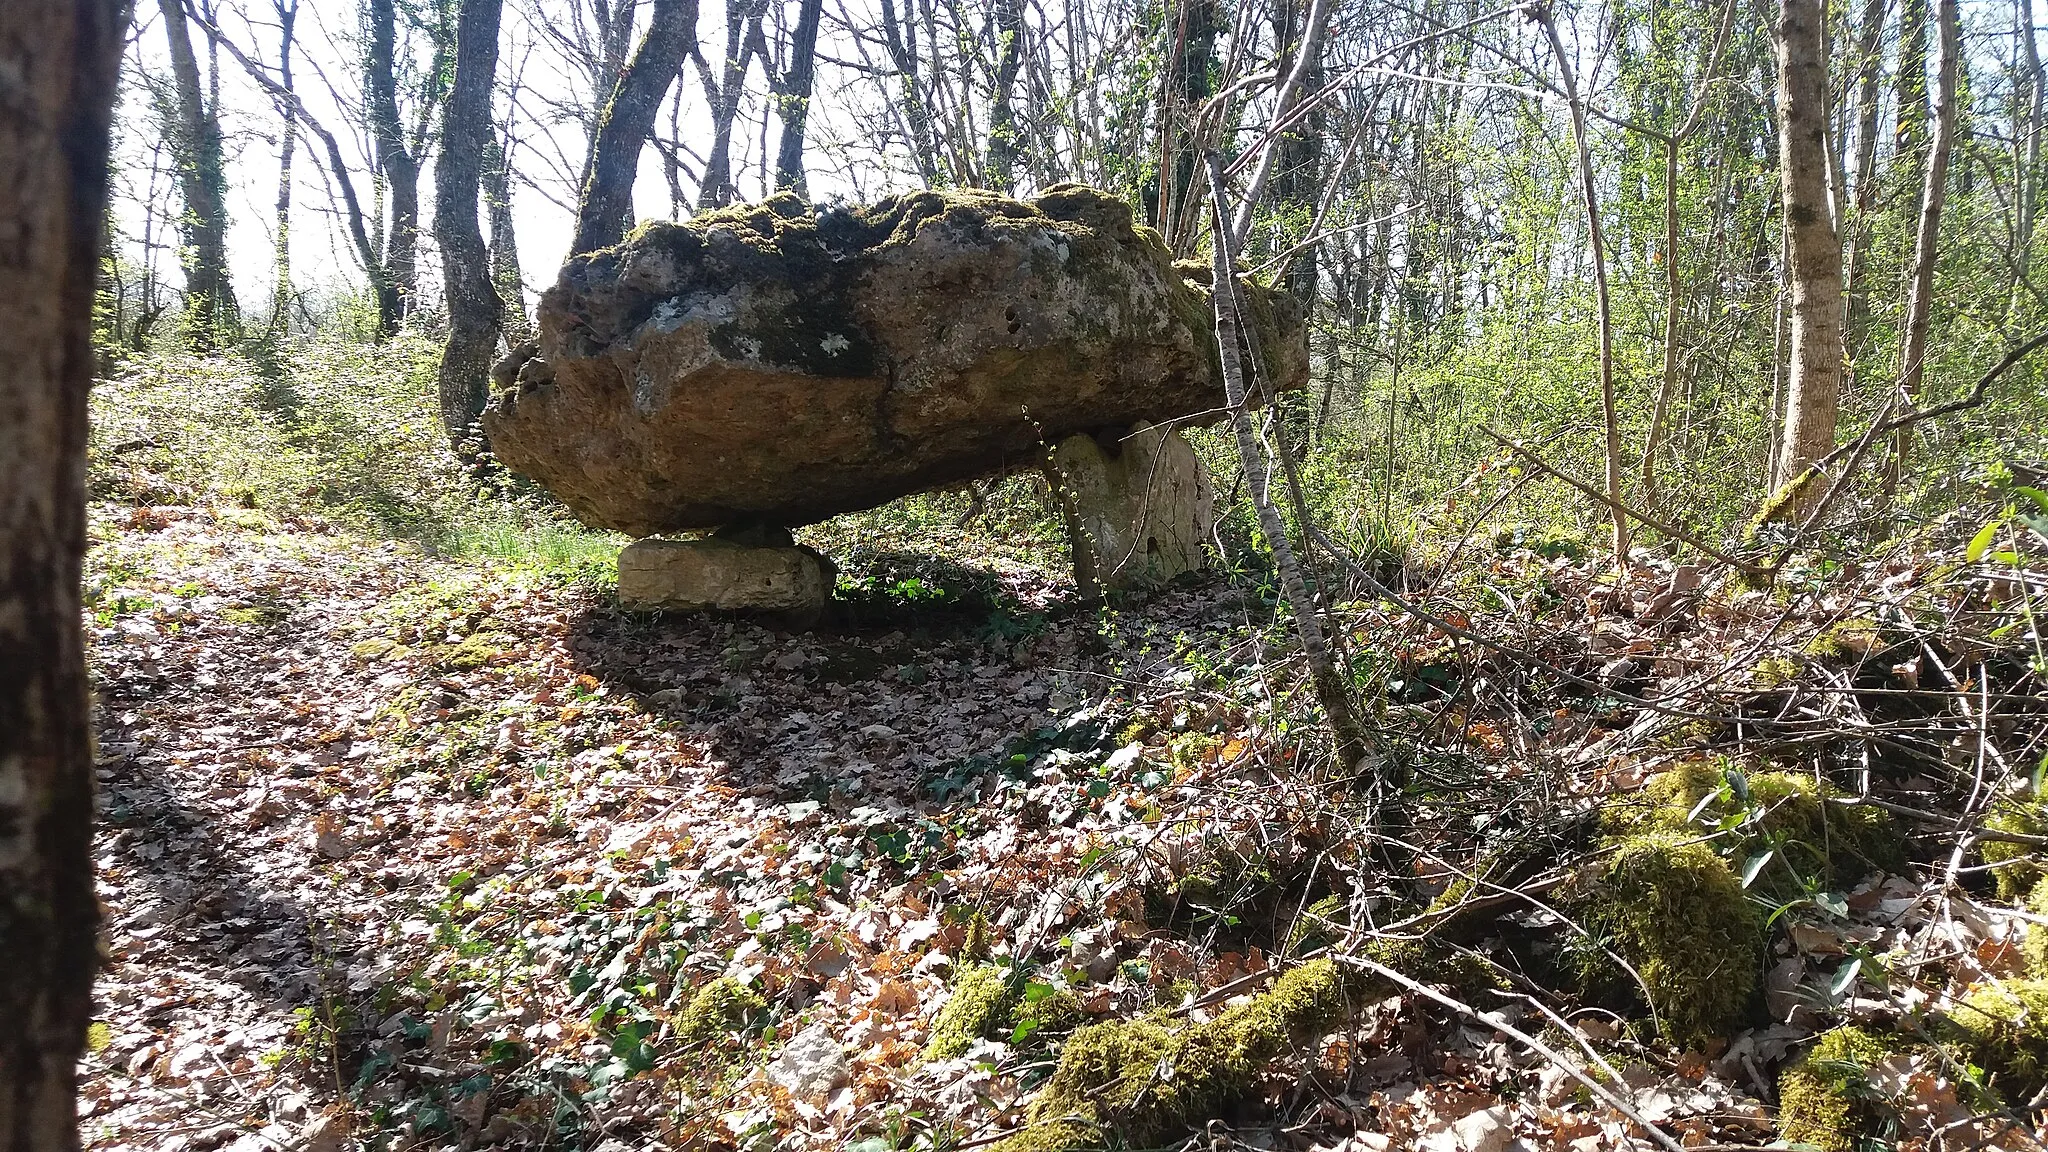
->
(1533, 2, 1629, 565)
(1484, 429, 1766, 573)
(1205, 151, 1370, 773)
(1336, 952, 1690, 1152)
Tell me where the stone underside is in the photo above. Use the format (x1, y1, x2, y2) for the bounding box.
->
(482, 184, 1306, 537)
(1052, 422, 1213, 593)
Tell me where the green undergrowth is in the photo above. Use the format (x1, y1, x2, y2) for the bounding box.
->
(2026, 878, 2048, 978)
(1981, 791, 2048, 900)
(1944, 979, 2048, 1101)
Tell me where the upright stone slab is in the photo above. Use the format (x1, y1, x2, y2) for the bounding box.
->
(618, 538, 830, 622)
(1051, 421, 1213, 594)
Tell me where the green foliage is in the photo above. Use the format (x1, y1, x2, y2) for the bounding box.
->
(1775, 1026, 1902, 1152)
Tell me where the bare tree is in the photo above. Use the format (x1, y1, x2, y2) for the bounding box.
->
(482, 132, 529, 343)
(364, 0, 449, 329)
(266, 0, 299, 336)
(694, 0, 767, 209)
(1772, 0, 1847, 512)
(573, 0, 698, 254)
(0, 2, 125, 1149)
(1893, 0, 1958, 476)
(435, 0, 505, 449)
(986, 0, 1026, 192)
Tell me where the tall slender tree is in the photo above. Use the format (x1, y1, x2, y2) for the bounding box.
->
(1773, 0, 1847, 513)
(573, 0, 699, 254)
(267, 0, 299, 337)
(774, 0, 825, 194)
(434, 0, 505, 449)
(1893, 0, 1959, 476)
(159, 0, 237, 348)
(986, 0, 1026, 193)
(0, 2, 125, 1149)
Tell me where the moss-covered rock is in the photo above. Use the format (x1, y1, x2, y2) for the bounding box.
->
(1776, 1026, 1900, 1152)
(1605, 762, 1905, 897)
(1981, 793, 2047, 901)
(1565, 833, 1763, 1044)
(674, 976, 765, 1047)
(924, 964, 1084, 1061)
(990, 959, 1358, 1152)
(1945, 979, 2048, 1099)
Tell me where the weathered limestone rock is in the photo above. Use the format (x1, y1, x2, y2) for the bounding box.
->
(484, 184, 1306, 536)
(617, 538, 830, 620)
(1052, 422, 1213, 593)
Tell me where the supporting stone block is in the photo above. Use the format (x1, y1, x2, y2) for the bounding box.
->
(1051, 421, 1213, 594)
(618, 538, 830, 622)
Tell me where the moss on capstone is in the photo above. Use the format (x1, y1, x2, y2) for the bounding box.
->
(1775, 1026, 1901, 1152)
(1981, 793, 2047, 901)
(674, 977, 765, 1047)
(1564, 832, 1763, 1044)
(1945, 979, 2048, 1099)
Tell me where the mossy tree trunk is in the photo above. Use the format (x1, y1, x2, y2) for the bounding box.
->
(575, 0, 699, 254)
(774, 0, 825, 195)
(433, 0, 505, 452)
(159, 0, 238, 350)
(0, 0, 124, 1145)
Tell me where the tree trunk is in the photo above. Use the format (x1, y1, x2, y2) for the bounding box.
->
(986, 0, 1026, 193)
(482, 133, 528, 344)
(1893, 0, 1958, 471)
(269, 0, 298, 336)
(1536, 5, 1630, 563)
(575, 0, 698, 255)
(775, 0, 825, 194)
(1897, 0, 1930, 196)
(878, 0, 940, 185)
(159, 0, 236, 349)
(695, 0, 764, 210)
(1773, 0, 1847, 511)
(1269, 0, 1325, 315)
(1843, 0, 1885, 349)
(1205, 153, 1369, 774)
(0, 2, 124, 1148)
(2016, 0, 2042, 295)
(365, 0, 420, 331)
(434, 0, 505, 451)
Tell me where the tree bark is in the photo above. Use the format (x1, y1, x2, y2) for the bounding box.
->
(986, 0, 1026, 193)
(482, 132, 528, 344)
(695, 0, 765, 210)
(1205, 153, 1369, 775)
(878, 0, 939, 185)
(2017, 0, 2043, 294)
(0, 2, 124, 1149)
(1893, 0, 1957, 472)
(1843, 0, 1886, 349)
(365, 0, 421, 331)
(1773, 0, 1847, 510)
(574, 0, 698, 254)
(774, 0, 824, 195)
(159, 0, 236, 349)
(434, 0, 505, 451)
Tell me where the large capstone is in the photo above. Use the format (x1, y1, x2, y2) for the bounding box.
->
(483, 184, 1306, 536)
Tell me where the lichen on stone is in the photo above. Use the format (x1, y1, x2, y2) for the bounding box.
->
(1775, 1026, 1901, 1152)
(1945, 978, 2048, 1100)
(674, 976, 765, 1048)
(1563, 832, 1763, 1044)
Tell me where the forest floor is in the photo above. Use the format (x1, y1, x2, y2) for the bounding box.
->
(74, 498, 2048, 1152)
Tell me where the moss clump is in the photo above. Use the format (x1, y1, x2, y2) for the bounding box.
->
(436, 631, 508, 671)
(925, 965, 1020, 1060)
(924, 964, 1084, 1060)
(1980, 793, 2047, 900)
(1776, 1026, 1900, 1152)
(1565, 833, 1763, 1044)
(1751, 656, 1801, 689)
(991, 959, 1356, 1152)
(1946, 979, 2048, 1099)
(1606, 763, 1905, 897)
(1748, 466, 1823, 539)
(674, 977, 765, 1047)
(1804, 617, 1882, 662)
(2025, 877, 2048, 980)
